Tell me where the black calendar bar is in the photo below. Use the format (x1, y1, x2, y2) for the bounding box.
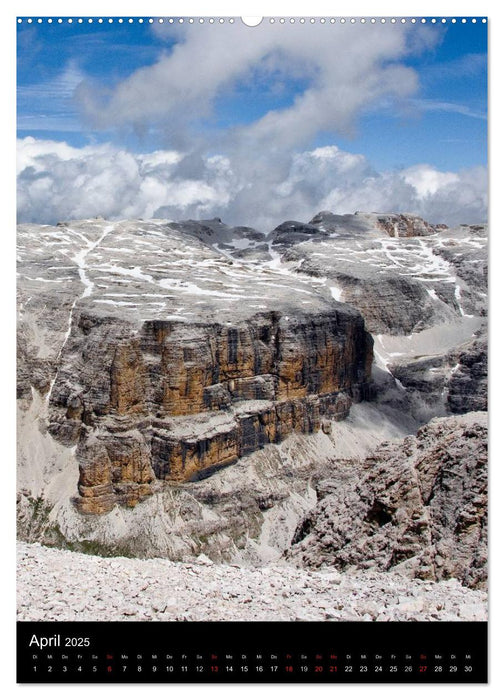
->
(17, 621, 487, 683)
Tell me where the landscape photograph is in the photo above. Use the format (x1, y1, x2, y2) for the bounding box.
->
(16, 16, 488, 625)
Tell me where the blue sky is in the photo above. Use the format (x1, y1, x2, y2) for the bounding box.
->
(16, 18, 488, 228)
(17, 21, 169, 142)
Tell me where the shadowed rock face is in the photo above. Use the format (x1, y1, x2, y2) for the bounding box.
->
(265, 212, 488, 423)
(288, 412, 488, 590)
(17, 219, 373, 515)
(388, 332, 488, 419)
(447, 337, 488, 414)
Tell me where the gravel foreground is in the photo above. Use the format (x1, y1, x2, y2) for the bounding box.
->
(17, 542, 487, 622)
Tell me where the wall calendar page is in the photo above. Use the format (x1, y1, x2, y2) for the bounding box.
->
(16, 13, 488, 685)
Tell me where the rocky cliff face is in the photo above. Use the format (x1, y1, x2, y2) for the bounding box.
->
(288, 412, 487, 589)
(386, 330, 488, 421)
(17, 219, 373, 516)
(60, 310, 372, 515)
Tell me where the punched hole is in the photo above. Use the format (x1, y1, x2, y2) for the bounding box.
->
(241, 17, 263, 27)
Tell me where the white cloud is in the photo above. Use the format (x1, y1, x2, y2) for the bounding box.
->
(17, 137, 487, 230)
(401, 164, 460, 198)
(17, 138, 182, 223)
(76, 21, 427, 151)
(410, 98, 487, 121)
(19, 23, 486, 231)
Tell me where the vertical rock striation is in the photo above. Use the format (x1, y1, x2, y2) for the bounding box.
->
(47, 310, 373, 514)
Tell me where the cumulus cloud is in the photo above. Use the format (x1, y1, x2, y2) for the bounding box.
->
(16, 137, 232, 224)
(17, 137, 487, 230)
(317, 161, 487, 227)
(76, 21, 429, 151)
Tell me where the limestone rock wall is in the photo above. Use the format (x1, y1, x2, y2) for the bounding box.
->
(47, 310, 373, 514)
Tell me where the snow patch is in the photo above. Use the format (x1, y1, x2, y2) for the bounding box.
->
(330, 285, 344, 302)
